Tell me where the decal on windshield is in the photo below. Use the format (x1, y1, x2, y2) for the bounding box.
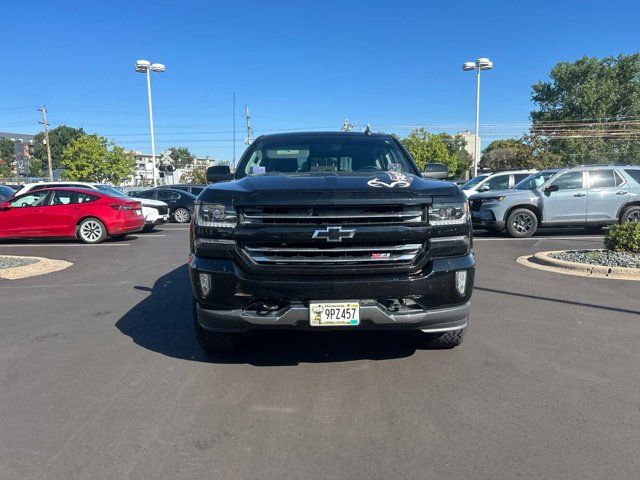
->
(252, 166, 266, 175)
(388, 163, 402, 173)
(367, 171, 412, 188)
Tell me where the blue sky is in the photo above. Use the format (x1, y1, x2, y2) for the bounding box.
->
(1, 0, 639, 162)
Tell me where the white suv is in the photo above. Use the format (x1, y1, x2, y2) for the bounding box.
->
(461, 170, 537, 197)
(14, 182, 170, 232)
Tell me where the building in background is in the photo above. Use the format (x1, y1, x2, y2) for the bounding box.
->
(127, 151, 222, 186)
(457, 130, 480, 177)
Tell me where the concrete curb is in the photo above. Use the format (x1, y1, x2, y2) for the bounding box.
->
(0, 255, 73, 280)
(517, 250, 640, 282)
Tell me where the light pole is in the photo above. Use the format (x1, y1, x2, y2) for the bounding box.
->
(135, 59, 165, 187)
(462, 57, 493, 178)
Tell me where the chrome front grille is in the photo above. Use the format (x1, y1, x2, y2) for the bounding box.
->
(242, 243, 423, 266)
(240, 205, 424, 225)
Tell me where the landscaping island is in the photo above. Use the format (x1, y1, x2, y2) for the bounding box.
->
(518, 222, 640, 281)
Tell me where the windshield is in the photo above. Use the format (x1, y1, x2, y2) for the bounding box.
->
(461, 174, 490, 190)
(237, 136, 417, 178)
(514, 171, 559, 190)
(93, 184, 130, 199)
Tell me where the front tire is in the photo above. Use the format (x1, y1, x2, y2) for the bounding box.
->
(620, 205, 640, 223)
(419, 328, 466, 349)
(506, 208, 538, 238)
(173, 207, 191, 223)
(77, 218, 107, 244)
(193, 301, 239, 353)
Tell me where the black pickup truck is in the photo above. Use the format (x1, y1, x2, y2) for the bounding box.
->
(189, 132, 474, 352)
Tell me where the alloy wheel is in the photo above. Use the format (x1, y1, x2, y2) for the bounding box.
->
(174, 208, 190, 223)
(626, 210, 640, 222)
(512, 213, 534, 234)
(80, 220, 103, 243)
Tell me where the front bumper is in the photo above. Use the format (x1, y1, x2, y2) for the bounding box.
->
(146, 214, 169, 226)
(190, 253, 474, 332)
(471, 210, 505, 229)
(142, 206, 169, 226)
(196, 300, 469, 333)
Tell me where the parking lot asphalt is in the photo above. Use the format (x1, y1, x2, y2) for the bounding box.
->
(1, 227, 639, 480)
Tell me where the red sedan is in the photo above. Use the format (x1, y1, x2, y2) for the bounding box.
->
(0, 187, 145, 244)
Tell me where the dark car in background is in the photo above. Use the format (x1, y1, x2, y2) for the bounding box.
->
(0, 185, 15, 201)
(129, 188, 196, 223)
(163, 184, 206, 196)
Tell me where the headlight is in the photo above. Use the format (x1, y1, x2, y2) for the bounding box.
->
(429, 201, 469, 225)
(196, 203, 237, 228)
(484, 196, 505, 203)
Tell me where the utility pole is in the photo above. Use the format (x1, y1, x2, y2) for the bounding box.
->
(38, 106, 54, 181)
(244, 105, 253, 145)
(341, 119, 355, 131)
(233, 92, 236, 169)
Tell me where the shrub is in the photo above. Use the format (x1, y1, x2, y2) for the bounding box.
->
(605, 222, 640, 253)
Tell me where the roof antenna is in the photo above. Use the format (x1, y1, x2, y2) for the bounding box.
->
(363, 124, 371, 136)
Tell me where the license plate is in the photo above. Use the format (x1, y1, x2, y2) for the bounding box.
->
(135, 209, 142, 215)
(310, 302, 360, 327)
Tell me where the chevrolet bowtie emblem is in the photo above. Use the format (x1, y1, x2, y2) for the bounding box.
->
(312, 226, 356, 242)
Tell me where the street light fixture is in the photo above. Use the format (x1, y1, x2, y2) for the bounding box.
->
(135, 59, 165, 187)
(462, 57, 493, 178)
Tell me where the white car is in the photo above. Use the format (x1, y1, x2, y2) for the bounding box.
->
(13, 182, 170, 232)
(461, 169, 538, 197)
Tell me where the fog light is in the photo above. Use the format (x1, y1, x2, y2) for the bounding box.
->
(455, 270, 467, 296)
(199, 273, 211, 297)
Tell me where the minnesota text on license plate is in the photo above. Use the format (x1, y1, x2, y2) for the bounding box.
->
(309, 302, 360, 326)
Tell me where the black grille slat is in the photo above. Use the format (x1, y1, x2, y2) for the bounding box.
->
(243, 243, 423, 266)
(240, 205, 424, 225)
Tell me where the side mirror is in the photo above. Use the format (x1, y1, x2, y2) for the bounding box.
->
(0, 201, 11, 211)
(206, 165, 232, 184)
(478, 184, 490, 192)
(421, 163, 448, 180)
(544, 184, 559, 194)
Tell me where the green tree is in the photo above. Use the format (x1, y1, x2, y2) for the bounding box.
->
(531, 54, 640, 165)
(437, 133, 472, 176)
(401, 128, 457, 175)
(481, 139, 533, 170)
(0, 139, 14, 177)
(168, 147, 196, 169)
(61, 134, 135, 184)
(180, 165, 207, 184)
(32, 125, 85, 170)
(481, 136, 561, 170)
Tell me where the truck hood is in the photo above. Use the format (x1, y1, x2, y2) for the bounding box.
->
(204, 173, 461, 201)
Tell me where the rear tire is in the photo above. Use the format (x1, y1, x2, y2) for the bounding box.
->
(193, 301, 239, 353)
(419, 328, 466, 349)
(77, 218, 107, 244)
(620, 205, 640, 223)
(506, 208, 538, 238)
(173, 207, 191, 223)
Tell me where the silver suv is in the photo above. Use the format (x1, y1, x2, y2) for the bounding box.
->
(469, 166, 640, 237)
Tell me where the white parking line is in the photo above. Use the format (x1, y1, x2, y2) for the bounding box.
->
(474, 236, 603, 241)
(137, 234, 166, 237)
(0, 243, 131, 247)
